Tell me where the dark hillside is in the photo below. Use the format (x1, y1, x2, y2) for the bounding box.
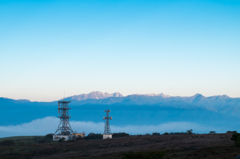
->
(0, 133, 239, 159)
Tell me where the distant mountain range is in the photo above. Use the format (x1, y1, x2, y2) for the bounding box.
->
(61, 91, 240, 115)
(1, 91, 240, 129)
(1, 91, 240, 114)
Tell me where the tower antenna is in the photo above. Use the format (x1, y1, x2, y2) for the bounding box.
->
(53, 99, 75, 141)
(103, 108, 113, 139)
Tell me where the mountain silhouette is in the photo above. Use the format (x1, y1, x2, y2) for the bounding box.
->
(1, 92, 240, 129)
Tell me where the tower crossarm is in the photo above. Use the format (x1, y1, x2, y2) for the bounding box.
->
(58, 108, 71, 110)
(58, 116, 71, 119)
(103, 117, 112, 120)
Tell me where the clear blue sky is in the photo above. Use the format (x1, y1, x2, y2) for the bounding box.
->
(0, 0, 240, 101)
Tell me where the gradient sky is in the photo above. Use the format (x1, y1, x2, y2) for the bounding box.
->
(0, 0, 240, 101)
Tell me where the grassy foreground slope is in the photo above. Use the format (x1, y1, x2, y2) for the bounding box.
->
(0, 133, 239, 159)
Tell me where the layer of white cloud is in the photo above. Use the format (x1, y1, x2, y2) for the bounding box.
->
(0, 116, 229, 138)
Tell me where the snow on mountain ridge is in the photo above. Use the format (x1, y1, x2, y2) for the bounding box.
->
(65, 91, 123, 101)
(65, 92, 236, 102)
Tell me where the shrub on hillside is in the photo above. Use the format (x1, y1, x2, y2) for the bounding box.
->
(209, 131, 216, 134)
(231, 133, 240, 146)
(45, 133, 54, 139)
(123, 151, 166, 159)
(152, 132, 160, 136)
(169, 132, 186, 135)
(227, 131, 237, 134)
(113, 132, 130, 138)
(85, 133, 103, 140)
(0, 140, 15, 146)
(187, 129, 193, 134)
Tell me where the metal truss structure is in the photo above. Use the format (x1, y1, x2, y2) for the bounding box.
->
(103, 110, 112, 134)
(54, 100, 74, 135)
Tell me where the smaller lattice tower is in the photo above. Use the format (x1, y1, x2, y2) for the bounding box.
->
(54, 100, 74, 135)
(103, 110, 112, 139)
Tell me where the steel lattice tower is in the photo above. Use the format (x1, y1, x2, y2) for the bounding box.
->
(54, 100, 74, 135)
(103, 110, 112, 134)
